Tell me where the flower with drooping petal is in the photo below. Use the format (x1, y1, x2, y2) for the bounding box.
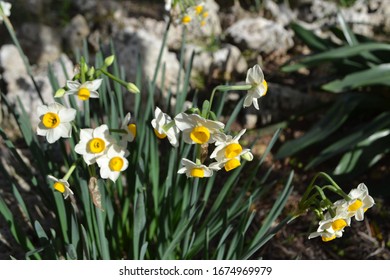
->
(151, 107, 180, 147)
(209, 149, 253, 172)
(121, 113, 137, 143)
(178, 158, 213, 178)
(174, 112, 224, 145)
(210, 129, 247, 161)
(74, 124, 115, 165)
(334, 183, 375, 221)
(308, 211, 351, 242)
(209, 129, 253, 172)
(0, 1, 11, 22)
(47, 175, 73, 199)
(96, 144, 129, 183)
(37, 102, 76, 144)
(244, 64, 268, 110)
(65, 79, 103, 101)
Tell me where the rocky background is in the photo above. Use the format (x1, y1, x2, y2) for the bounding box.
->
(1, 0, 389, 259)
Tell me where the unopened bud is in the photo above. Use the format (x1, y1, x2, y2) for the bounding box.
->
(54, 88, 66, 98)
(241, 151, 254, 161)
(104, 55, 115, 67)
(87, 66, 95, 77)
(126, 82, 140, 94)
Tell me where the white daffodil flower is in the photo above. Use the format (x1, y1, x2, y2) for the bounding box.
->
(209, 149, 253, 172)
(177, 158, 213, 178)
(0, 1, 11, 22)
(96, 144, 129, 183)
(174, 112, 224, 145)
(308, 211, 350, 242)
(244, 64, 268, 110)
(37, 102, 76, 144)
(151, 107, 180, 147)
(74, 124, 115, 165)
(47, 175, 74, 199)
(334, 183, 375, 221)
(65, 79, 103, 101)
(121, 113, 136, 143)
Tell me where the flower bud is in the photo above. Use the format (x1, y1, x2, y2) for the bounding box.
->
(54, 88, 66, 98)
(126, 82, 140, 94)
(104, 55, 115, 67)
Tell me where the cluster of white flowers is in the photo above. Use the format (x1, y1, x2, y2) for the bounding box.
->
(165, 0, 209, 27)
(308, 183, 375, 242)
(151, 107, 254, 178)
(148, 63, 268, 178)
(37, 61, 138, 198)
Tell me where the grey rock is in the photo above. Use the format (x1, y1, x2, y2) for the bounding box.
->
(18, 23, 62, 65)
(225, 18, 294, 55)
(112, 27, 184, 110)
(63, 14, 90, 52)
(0, 44, 74, 128)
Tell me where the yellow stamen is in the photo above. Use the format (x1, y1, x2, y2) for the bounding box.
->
(190, 168, 204, 178)
(109, 156, 124, 171)
(224, 158, 241, 171)
(78, 87, 91, 101)
(202, 11, 209, 18)
(190, 126, 210, 144)
(262, 80, 268, 96)
(53, 182, 65, 193)
(348, 199, 363, 212)
(128, 124, 137, 138)
(331, 219, 347, 231)
(42, 112, 60, 128)
(225, 143, 243, 158)
(195, 5, 203, 14)
(88, 138, 105, 154)
(154, 129, 167, 139)
(200, 20, 206, 26)
(322, 235, 336, 242)
(182, 15, 191, 24)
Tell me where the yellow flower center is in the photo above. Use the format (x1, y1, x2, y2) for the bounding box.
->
(262, 80, 268, 96)
(78, 87, 91, 101)
(190, 168, 204, 178)
(348, 199, 363, 212)
(225, 143, 243, 158)
(88, 138, 105, 154)
(195, 5, 203, 14)
(182, 15, 191, 24)
(331, 219, 347, 231)
(53, 182, 65, 193)
(202, 11, 209, 18)
(42, 112, 60, 128)
(128, 124, 137, 138)
(154, 129, 167, 139)
(190, 126, 210, 144)
(109, 156, 124, 171)
(200, 20, 206, 26)
(224, 158, 241, 172)
(322, 235, 336, 242)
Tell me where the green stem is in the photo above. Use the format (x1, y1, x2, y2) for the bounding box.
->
(207, 84, 252, 118)
(63, 158, 82, 181)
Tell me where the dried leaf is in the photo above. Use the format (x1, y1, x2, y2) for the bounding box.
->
(89, 177, 103, 211)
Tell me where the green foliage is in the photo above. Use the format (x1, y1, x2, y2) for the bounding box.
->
(277, 15, 390, 181)
(0, 18, 293, 259)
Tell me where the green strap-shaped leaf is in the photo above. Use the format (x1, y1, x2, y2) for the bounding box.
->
(282, 43, 390, 72)
(306, 112, 390, 169)
(275, 94, 363, 159)
(322, 64, 390, 93)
